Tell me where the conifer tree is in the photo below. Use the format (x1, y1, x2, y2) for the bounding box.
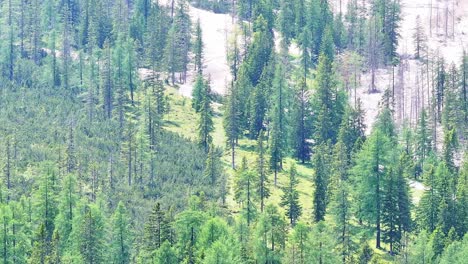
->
(194, 19, 203, 74)
(313, 144, 329, 222)
(197, 79, 214, 152)
(224, 82, 241, 169)
(280, 164, 301, 226)
(278, 0, 295, 48)
(308, 221, 339, 264)
(143, 202, 170, 255)
(33, 168, 59, 242)
(353, 126, 394, 249)
(54, 174, 77, 251)
(418, 164, 440, 232)
(256, 132, 269, 212)
(313, 28, 343, 145)
(110, 202, 131, 264)
(234, 158, 257, 226)
(29, 223, 47, 264)
(292, 78, 311, 163)
(154, 241, 178, 264)
(413, 15, 427, 60)
(415, 109, 432, 175)
(254, 204, 286, 263)
(269, 63, 287, 185)
(192, 74, 206, 112)
(284, 222, 310, 263)
(204, 145, 222, 186)
(73, 203, 107, 263)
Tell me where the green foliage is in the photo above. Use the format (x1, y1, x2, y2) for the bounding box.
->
(280, 164, 301, 226)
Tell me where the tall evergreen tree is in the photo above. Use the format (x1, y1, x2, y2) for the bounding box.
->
(110, 202, 131, 264)
(224, 82, 241, 169)
(197, 79, 214, 152)
(353, 125, 394, 249)
(256, 132, 270, 212)
(280, 164, 302, 226)
(313, 144, 330, 222)
(269, 63, 288, 185)
(292, 78, 311, 163)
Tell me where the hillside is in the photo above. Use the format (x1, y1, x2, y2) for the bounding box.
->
(0, 0, 466, 263)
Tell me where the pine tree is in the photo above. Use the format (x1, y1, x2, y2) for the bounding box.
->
(164, 0, 191, 84)
(357, 236, 373, 264)
(381, 168, 399, 254)
(194, 19, 203, 74)
(223, 82, 241, 169)
(353, 126, 394, 249)
(54, 174, 77, 251)
(269, 63, 287, 185)
(455, 159, 468, 237)
(415, 109, 432, 176)
(204, 145, 222, 186)
(413, 15, 427, 60)
(154, 241, 178, 264)
(245, 15, 274, 86)
(143, 202, 171, 255)
(330, 152, 353, 263)
(308, 221, 340, 264)
(280, 164, 302, 226)
(313, 144, 329, 222)
(278, 0, 295, 48)
(313, 27, 343, 145)
(435, 58, 446, 121)
(29, 223, 47, 264)
(73, 203, 107, 263)
(292, 78, 311, 163)
(197, 78, 214, 152)
(110, 202, 131, 264)
(192, 74, 206, 112)
(284, 222, 310, 263)
(254, 204, 286, 263)
(33, 168, 58, 242)
(234, 158, 257, 226)
(256, 132, 270, 212)
(418, 164, 440, 232)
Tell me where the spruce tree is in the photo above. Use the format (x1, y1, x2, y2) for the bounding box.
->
(313, 144, 329, 222)
(292, 78, 311, 163)
(280, 164, 301, 226)
(256, 132, 270, 212)
(204, 145, 222, 186)
(313, 27, 343, 145)
(353, 126, 394, 249)
(197, 79, 214, 152)
(194, 19, 203, 74)
(223, 82, 241, 169)
(234, 158, 258, 226)
(110, 202, 131, 264)
(269, 63, 287, 185)
(192, 74, 206, 112)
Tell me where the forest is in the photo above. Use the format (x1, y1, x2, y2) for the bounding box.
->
(0, 0, 466, 263)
